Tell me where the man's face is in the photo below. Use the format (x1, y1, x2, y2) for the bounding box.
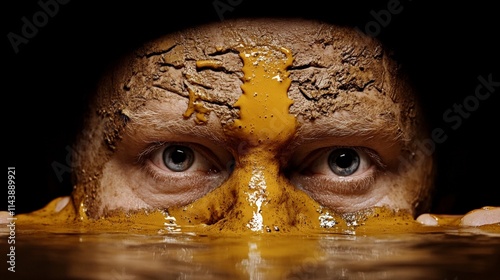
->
(72, 18, 434, 233)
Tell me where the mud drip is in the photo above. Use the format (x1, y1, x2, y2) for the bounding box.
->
(231, 46, 296, 144)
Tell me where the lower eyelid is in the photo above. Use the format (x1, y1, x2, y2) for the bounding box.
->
(292, 166, 378, 195)
(134, 163, 227, 207)
(335, 172, 376, 194)
(145, 158, 220, 179)
(142, 161, 224, 190)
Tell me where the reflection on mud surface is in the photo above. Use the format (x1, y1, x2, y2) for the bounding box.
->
(2, 229, 500, 279)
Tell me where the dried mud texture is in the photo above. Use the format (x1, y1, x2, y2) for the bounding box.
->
(72, 18, 430, 219)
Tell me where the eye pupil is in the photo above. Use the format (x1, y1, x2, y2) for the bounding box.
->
(163, 145, 194, 172)
(328, 148, 360, 176)
(336, 153, 353, 168)
(171, 149, 187, 164)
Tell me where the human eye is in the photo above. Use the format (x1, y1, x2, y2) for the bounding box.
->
(137, 142, 234, 206)
(301, 147, 377, 179)
(289, 146, 387, 209)
(149, 143, 223, 174)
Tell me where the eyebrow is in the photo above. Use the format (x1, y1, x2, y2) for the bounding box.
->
(123, 104, 227, 146)
(289, 110, 406, 150)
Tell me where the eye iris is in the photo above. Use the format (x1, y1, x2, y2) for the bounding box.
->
(163, 145, 194, 172)
(328, 148, 360, 176)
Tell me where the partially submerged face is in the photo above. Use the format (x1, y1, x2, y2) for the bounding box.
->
(71, 18, 434, 233)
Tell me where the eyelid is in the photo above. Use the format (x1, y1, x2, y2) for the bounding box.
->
(138, 141, 232, 203)
(137, 145, 230, 207)
(137, 141, 166, 163)
(294, 146, 386, 174)
(289, 146, 385, 202)
(286, 132, 403, 171)
(141, 142, 227, 173)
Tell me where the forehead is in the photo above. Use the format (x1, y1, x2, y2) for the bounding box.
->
(97, 18, 414, 127)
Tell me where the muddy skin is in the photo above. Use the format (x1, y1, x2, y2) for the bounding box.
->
(12, 18, 497, 235)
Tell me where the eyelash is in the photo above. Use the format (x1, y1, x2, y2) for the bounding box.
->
(294, 173, 377, 195)
(140, 146, 178, 184)
(136, 141, 166, 164)
(289, 146, 386, 194)
(297, 146, 385, 172)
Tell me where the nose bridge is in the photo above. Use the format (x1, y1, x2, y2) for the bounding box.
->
(238, 149, 288, 232)
(216, 148, 323, 233)
(243, 159, 269, 232)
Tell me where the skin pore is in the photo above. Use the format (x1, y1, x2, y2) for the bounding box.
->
(5, 18, 498, 233)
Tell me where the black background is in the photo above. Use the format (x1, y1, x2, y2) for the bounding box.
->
(3, 0, 499, 214)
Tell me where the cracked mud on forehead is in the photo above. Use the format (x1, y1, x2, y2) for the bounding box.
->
(46, 17, 435, 234)
(106, 18, 417, 129)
